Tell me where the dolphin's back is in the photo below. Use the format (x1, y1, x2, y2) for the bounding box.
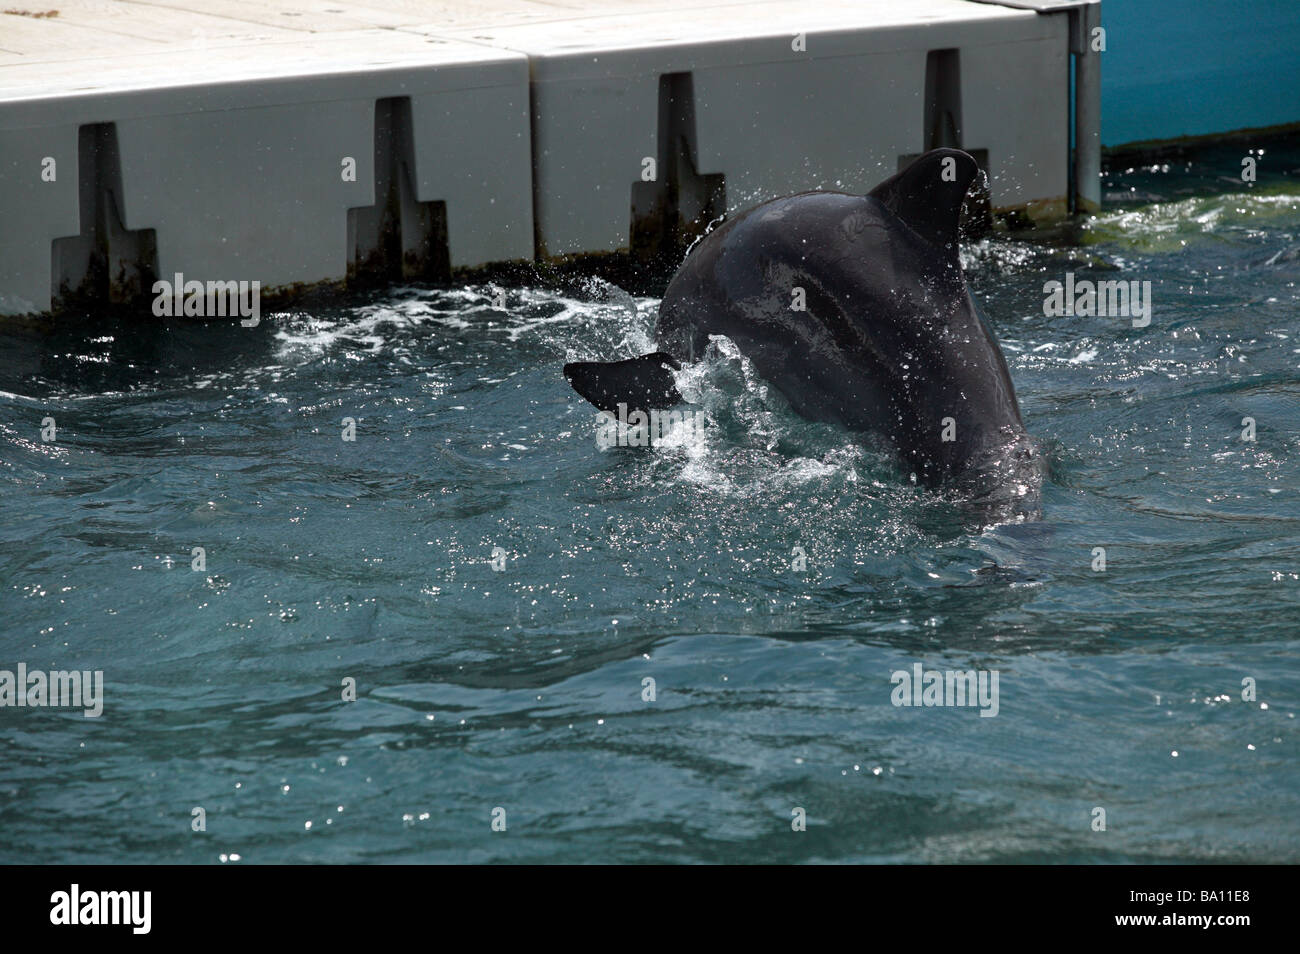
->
(658, 192, 899, 428)
(563, 149, 1040, 510)
(656, 187, 1025, 485)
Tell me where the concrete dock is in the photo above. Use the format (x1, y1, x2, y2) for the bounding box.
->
(0, 0, 1102, 316)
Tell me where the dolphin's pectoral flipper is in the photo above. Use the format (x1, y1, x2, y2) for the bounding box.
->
(563, 351, 683, 414)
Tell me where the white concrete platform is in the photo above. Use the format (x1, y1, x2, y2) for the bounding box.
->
(448, 0, 1073, 256)
(1, 4, 538, 314)
(0, 0, 1100, 316)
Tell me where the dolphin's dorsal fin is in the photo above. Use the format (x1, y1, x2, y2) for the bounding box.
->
(868, 148, 980, 257)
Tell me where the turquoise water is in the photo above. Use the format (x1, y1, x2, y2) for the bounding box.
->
(1102, 0, 1300, 146)
(1, 142, 1298, 863)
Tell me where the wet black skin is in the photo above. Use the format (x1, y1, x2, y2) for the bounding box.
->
(655, 149, 1034, 490)
(565, 148, 1040, 506)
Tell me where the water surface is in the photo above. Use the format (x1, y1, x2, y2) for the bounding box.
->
(1, 141, 1298, 863)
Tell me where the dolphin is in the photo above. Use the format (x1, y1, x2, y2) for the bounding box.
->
(564, 148, 1041, 513)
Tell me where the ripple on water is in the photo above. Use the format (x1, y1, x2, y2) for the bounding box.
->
(1, 147, 1298, 863)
